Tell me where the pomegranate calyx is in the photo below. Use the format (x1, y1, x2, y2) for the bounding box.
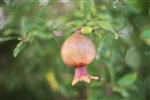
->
(72, 66, 99, 86)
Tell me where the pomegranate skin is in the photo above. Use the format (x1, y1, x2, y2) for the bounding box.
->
(61, 32, 96, 68)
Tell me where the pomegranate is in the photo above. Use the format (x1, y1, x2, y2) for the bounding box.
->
(61, 29, 99, 86)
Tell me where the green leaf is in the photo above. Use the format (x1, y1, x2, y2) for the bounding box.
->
(141, 28, 150, 46)
(112, 16, 126, 31)
(27, 30, 38, 42)
(144, 39, 150, 46)
(66, 20, 85, 32)
(0, 37, 16, 42)
(99, 20, 113, 32)
(98, 20, 118, 39)
(79, 0, 96, 18)
(90, 0, 96, 16)
(13, 42, 27, 57)
(97, 12, 111, 20)
(117, 72, 137, 87)
(46, 20, 54, 28)
(142, 28, 150, 39)
(125, 47, 141, 69)
(20, 17, 31, 36)
(113, 86, 129, 97)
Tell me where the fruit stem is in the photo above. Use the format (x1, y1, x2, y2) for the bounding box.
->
(76, 27, 82, 34)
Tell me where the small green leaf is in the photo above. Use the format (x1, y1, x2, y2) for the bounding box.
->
(141, 28, 150, 46)
(99, 20, 113, 32)
(66, 20, 83, 28)
(98, 20, 118, 39)
(125, 47, 141, 69)
(90, 0, 96, 16)
(81, 26, 93, 34)
(27, 30, 38, 42)
(144, 39, 150, 46)
(13, 42, 27, 57)
(97, 13, 111, 20)
(66, 20, 85, 32)
(113, 86, 129, 97)
(117, 72, 137, 87)
(79, 0, 84, 12)
(21, 17, 31, 36)
(46, 20, 53, 28)
(0, 37, 16, 42)
(142, 28, 150, 39)
(112, 16, 126, 31)
(79, 0, 96, 18)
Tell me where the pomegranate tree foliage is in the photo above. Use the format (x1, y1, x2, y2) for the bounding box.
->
(0, 0, 150, 100)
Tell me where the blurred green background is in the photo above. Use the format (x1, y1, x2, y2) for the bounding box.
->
(0, 0, 150, 100)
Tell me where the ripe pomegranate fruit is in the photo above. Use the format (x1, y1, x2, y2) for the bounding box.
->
(61, 29, 99, 86)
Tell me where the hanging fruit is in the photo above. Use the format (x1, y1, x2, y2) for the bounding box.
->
(61, 28, 99, 86)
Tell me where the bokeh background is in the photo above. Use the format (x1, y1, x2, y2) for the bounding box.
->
(0, 0, 150, 100)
